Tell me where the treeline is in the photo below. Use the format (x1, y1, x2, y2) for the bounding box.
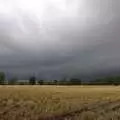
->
(0, 72, 120, 85)
(88, 76, 120, 85)
(0, 72, 81, 85)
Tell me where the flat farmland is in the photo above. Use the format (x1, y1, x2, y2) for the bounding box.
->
(0, 86, 120, 120)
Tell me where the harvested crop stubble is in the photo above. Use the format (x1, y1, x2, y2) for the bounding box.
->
(0, 85, 120, 120)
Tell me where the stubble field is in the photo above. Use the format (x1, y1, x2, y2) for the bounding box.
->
(0, 86, 120, 120)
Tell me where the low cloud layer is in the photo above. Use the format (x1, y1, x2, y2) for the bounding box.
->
(0, 0, 120, 79)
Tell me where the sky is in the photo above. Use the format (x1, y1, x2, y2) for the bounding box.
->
(0, 0, 120, 79)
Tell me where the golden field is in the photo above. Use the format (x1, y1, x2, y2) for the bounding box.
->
(0, 85, 120, 120)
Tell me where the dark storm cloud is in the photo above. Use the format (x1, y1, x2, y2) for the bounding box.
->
(0, 0, 120, 79)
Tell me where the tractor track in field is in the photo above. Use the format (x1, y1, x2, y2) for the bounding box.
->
(40, 99, 120, 120)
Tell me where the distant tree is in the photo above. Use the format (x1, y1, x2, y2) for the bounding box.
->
(113, 76, 120, 86)
(38, 80, 44, 85)
(69, 78, 81, 85)
(53, 80, 58, 85)
(29, 76, 36, 85)
(8, 77, 18, 85)
(0, 72, 6, 85)
(59, 76, 68, 85)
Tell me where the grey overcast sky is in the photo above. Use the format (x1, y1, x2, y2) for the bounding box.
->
(0, 0, 120, 79)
